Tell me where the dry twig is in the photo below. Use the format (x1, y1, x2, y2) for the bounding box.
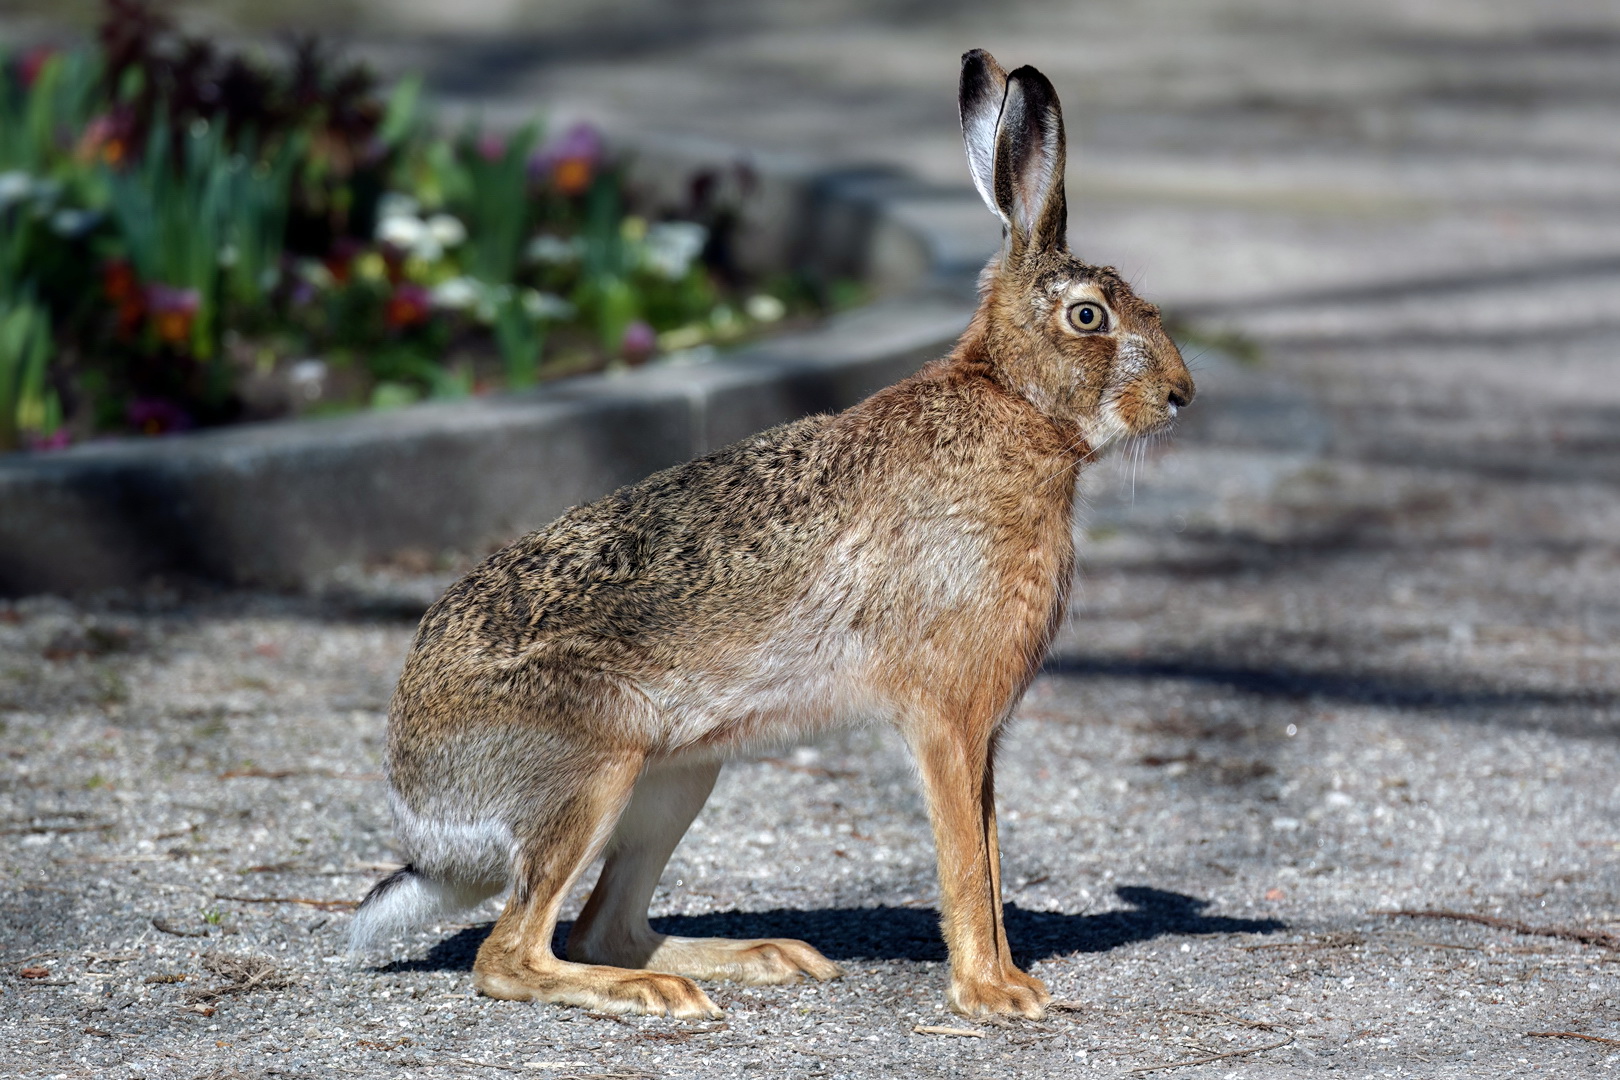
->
(0, 821, 114, 835)
(218, 767, 380, 781)
(913, 1025, 986, 1038)
(1525, 1031, 1620, 1047)
(213, 893, 359, 911)
(185, 952, 293, 1003)
(1376, 909, 1620, 951)
(1236, 931, 1364, 952)
(1173, 1008, 1283, 1031)
(1129, 1036, 1295, 1074)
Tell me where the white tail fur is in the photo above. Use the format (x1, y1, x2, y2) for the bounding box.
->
(347, 865, 504, 953)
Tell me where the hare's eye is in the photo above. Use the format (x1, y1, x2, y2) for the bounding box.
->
(1068, 303, 1107, 333)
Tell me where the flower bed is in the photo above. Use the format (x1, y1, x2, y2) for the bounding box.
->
(0, 0, 836, 452)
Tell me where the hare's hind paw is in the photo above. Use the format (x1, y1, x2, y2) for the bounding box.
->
(948, 971, 1049, 1019)
(641, 935, 843, 985)
(474, 963, 722, 1019)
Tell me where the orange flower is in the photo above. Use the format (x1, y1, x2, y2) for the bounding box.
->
(144, 284, 201, 346)
(531, 123, 604, 197)
(552, 157, 593, 196)
(77, 112, 131, 167)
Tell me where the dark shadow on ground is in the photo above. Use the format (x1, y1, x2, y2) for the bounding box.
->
(379, 886, 1284, 973)
(1045, 654, 1618, 734)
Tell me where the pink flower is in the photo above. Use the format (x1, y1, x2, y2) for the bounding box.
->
(620, 319, 657, 364)
(76, 109, 135, 166)
(477, 132, 506, 163)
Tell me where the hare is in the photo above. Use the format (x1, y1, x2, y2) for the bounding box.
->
(351, 49, 1194, 1020)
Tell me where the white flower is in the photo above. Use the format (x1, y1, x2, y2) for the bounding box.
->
(525, 233, 583, 265)
(425, 213, 466, 248)
(377, 213, 426, 251)
(430, 276, 482, 311)
(0, 171, 34, 210)
(641, 221, 707, 280)
(49, 208, 99, 238)
(376, 192, 420, 221)
(744, 294, 786, 323)
(522, 289, 575, 321)
(288, 359, 327, 401)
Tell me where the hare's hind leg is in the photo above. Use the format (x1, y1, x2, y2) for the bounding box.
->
(472, 750, 721, 1019)
(567, 759, 843, 985)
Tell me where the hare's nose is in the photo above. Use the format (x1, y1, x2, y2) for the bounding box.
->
(1166, 376, 1194, 411)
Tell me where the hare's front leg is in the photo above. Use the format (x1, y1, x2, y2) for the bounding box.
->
(471, 751, 721, 1019)
(906, 720, 1050, 1018)
(568, 759, 842, 985)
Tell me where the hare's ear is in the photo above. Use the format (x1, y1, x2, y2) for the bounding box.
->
(993, 65, 1068, 258)
(959, 49, 1009, 221)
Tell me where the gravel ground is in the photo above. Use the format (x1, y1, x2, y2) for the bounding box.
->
(5, 1, 1620, 1077)
(4, 339, 1617, 1078)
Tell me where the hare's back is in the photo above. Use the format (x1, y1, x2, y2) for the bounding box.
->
(416, 414, 859, 660)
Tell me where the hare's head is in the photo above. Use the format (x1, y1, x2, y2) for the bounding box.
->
(960, 50, 1193, 451)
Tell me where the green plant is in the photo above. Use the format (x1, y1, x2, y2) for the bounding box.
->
(0, 50, 102, 175)
(454, 122, 539, 285)
(493, 293, 545, 389)
(0, 0, 820, 450)
(0, 211, 58, 449)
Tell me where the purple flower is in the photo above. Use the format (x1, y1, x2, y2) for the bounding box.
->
(127, 398, 194, 437)
(620, 319, 657, 364)
(25, 429, 73, 451)
(529, 122, 605, 194)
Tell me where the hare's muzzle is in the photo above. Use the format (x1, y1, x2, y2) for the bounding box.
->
(1166, 373, 1195, 416)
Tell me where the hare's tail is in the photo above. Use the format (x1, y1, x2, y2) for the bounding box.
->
(348, 864, 503, 952)
(348, 800, 515, 953)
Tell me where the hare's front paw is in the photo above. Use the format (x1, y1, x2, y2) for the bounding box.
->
(948, 970, 1050, 1018)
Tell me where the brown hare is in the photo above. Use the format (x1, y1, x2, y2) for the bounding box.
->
(351, 48, 1194, 1020)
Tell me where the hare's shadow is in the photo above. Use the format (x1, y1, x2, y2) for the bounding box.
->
(381, 886, 1284, 973)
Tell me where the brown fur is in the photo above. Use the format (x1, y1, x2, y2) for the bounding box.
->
(355, 49, 1194, 1020)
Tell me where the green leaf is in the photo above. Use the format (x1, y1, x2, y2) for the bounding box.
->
(494, 294, 545, 389)
(378, 75, 423, 149)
